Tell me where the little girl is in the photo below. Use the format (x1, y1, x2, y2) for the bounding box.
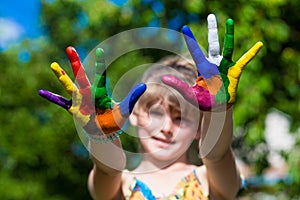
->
(39, 14, 262, 199)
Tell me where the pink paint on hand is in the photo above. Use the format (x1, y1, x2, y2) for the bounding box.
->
(162, 75, 214, 111)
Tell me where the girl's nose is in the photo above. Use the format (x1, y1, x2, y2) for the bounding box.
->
(161, 116, 174, 135)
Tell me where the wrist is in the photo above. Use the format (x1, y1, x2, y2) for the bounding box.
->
(92, 157, 124, 176)
(83, 113, 123, 144)
(200, 107, 233, 159)
(89, 138, 126, 173)
(202, 104, 233, 115)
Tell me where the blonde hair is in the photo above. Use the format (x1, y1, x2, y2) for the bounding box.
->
(133, 55, 198, 116)
(142, 55, 197, 84)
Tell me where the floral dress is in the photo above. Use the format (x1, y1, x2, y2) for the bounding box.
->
(125, 170, 209, 200)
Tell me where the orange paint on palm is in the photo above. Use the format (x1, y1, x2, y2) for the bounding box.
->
(94, 105, 126, 134)
(195, 75, 222, 95)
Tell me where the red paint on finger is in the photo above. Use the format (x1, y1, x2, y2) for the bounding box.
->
(79, 87, 94, 115)
(66, 46, 91, 89)
(66, 46, 79, 63)
(66, 46, 81, 77)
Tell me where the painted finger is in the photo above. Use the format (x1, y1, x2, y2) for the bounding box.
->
(229, 41, 263, 78)
(223, 18, 234, 60)
(94, 48, 106, 88)
(182, 25, 219, 79)
(50, 62, 77, 95)
(90, 48, 112, 110)
(38, 89, 72, 110)
(68, 90, 91, 126)
(207, 14, 220, 59)
(162, 75, 213, 110)
(119, 83, 147, 117)
(66, 46, 91, 89)
(162, 75, 197, 104)
(66, 46, 94, 114)
(92, 48, 108, 100)
(182, 26, 209, 70)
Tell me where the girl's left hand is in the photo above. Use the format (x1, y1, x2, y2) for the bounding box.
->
(162, 14, 263, 111)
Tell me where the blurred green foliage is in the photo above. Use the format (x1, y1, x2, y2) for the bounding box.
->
(0, 0, 299, 199)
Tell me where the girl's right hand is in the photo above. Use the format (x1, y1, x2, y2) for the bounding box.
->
(39, 47, 146, 142)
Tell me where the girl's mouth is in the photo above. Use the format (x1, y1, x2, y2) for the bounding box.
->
(152, 136, 174, 148)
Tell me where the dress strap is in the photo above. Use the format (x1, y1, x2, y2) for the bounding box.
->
(126, 177, 156, 200)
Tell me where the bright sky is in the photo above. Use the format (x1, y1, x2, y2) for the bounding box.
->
(0, 0, 42, 50)
(0, 0, 129, 51)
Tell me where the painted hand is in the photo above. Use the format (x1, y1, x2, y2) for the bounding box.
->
(39, 47, 146, 141)
(162, 15, 263, 111)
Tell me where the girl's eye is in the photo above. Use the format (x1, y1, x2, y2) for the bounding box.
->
(174, 116, 192, 127)
(174, 116, 181, 122)
(150, 110, 164, 117)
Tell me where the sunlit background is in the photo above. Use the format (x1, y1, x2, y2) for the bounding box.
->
(0, 0, 299, 199)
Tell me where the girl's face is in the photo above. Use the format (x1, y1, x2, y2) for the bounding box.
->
(133, 101, 200, 162)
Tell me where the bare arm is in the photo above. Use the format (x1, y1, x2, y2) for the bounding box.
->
(38, 47, 146, 199)
(200, 108, 240, 199)
(88, 139, 126, 200)
(162, 14, 262, 199)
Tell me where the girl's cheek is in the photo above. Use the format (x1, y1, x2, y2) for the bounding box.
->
(136, 114, 151, 127)
(140, 115, 164, 129)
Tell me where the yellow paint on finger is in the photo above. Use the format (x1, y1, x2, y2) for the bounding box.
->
(51, 62, 77, 95)
(227, 41, 263, 103)
(234, 41, 263, 73)
(227, 76, 238, 103)
(68, 90, 90, 126)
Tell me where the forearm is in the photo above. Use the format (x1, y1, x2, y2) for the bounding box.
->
(88, 164, 123, 200)
(88, 138, 126, 199)
(203, 148, 240, 199)
(200, 107, 233, 160)
(200, 107, 240, 198)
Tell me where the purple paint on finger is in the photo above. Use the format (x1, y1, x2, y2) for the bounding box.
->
(38, 89, 72, 110)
